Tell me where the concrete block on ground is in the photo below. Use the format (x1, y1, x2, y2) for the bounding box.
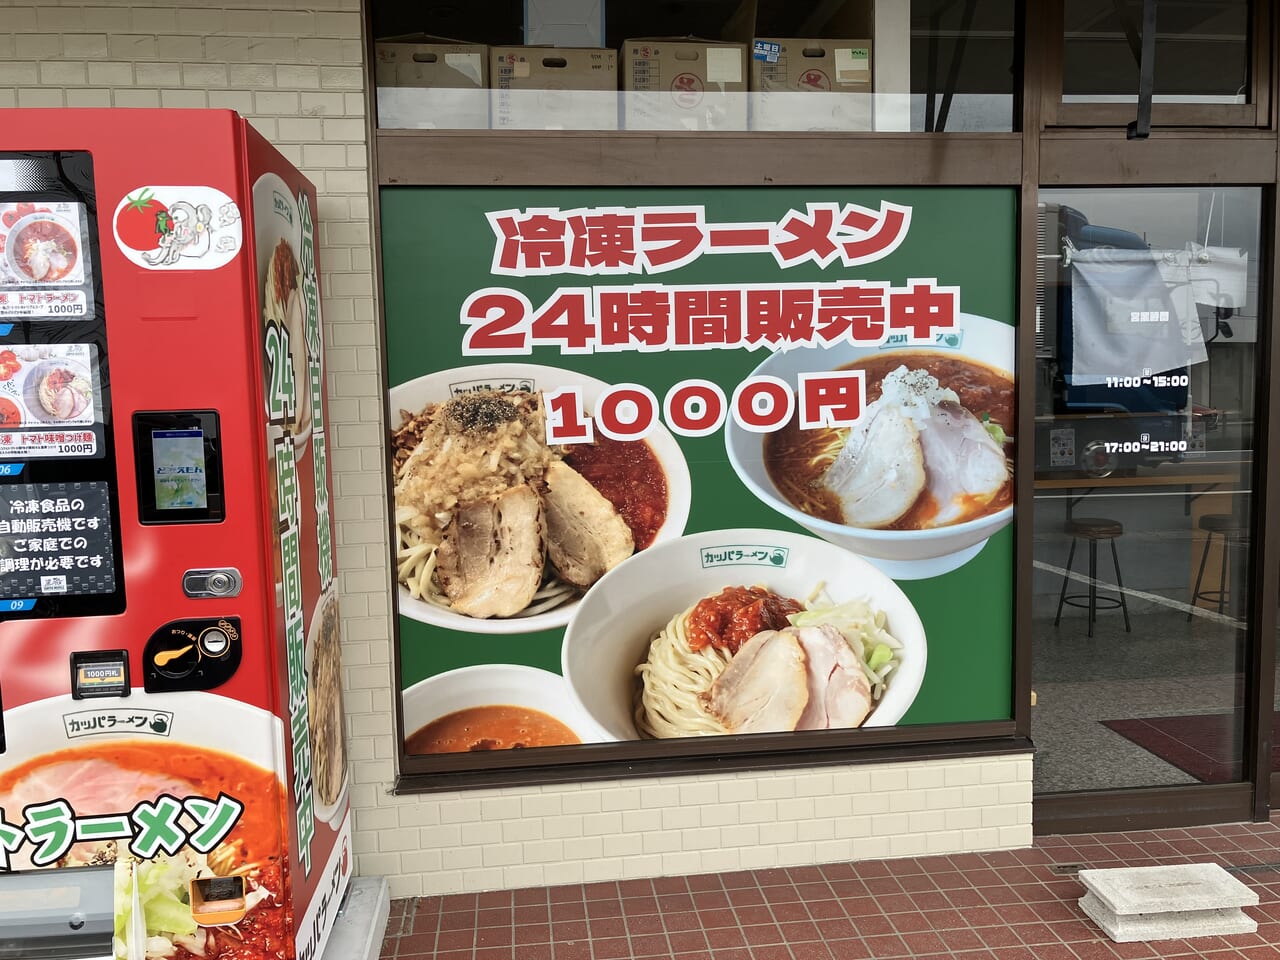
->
(322, 876, 391, 960)
(1077, 863, 1259, 943)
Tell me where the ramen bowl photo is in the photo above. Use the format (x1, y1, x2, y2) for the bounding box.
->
(5, 212, 81, 284)
(307, 589, 348, 827)
(23, 357, 95, 424)
(0, 691, 285, 873)
(252, 173, 312, 452)
(725, 314, 1015, 579)
(402, 663, 610, 752)
(389, 363, 692, 635)
(561, 528, 927, 743)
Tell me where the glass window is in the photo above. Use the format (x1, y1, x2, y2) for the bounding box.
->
(1063, 0, 1251, 105)
(911, 0, 1017, 131)
(370, 1, 1017, 132)
(1031, 187, 1261, 794)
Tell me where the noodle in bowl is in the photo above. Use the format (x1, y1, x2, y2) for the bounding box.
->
(307, 589, 348, 826)
(561, 529, 927, 742)
(388, 364, 691, 635)
(725, 313, 1015, 580)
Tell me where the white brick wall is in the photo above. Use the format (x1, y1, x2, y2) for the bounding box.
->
(6, 0, 1034, 899)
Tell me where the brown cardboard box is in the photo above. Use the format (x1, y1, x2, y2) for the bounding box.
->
(621, 39, 748, 131)
(749, 38, 873, 130)
(490, 46, 618, 129)
(374, 40, 490, 129)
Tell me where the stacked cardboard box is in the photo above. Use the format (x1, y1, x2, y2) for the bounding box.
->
(734, 0, 877, 131)
(749, 38, 873, 130)
(374, 1, 878, 133)
(374, 38, 490, 129)
(621, 39, 748, 131)
(490, 46, 619, 129)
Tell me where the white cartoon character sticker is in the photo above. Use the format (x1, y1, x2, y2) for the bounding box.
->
(112, 186, 243, 270)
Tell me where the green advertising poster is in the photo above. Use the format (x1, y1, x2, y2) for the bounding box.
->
(382, 187, 1015, 757)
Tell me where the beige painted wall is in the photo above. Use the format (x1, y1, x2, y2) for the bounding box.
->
(4, 0, 1033, 899)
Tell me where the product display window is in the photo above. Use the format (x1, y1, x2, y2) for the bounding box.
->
(369, 0, 1017, 133)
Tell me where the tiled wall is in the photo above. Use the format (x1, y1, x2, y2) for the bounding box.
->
(361, 757, 1034, 896)
(7, 0, 1034, 899)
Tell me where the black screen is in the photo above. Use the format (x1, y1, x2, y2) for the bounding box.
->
(0, 151, 124, 619)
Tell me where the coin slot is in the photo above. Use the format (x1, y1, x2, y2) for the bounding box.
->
(199, 626, 231, 659)
(143, 618, 241, 693)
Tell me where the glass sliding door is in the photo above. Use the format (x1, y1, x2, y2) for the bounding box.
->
(1031, 187, 1262, 794)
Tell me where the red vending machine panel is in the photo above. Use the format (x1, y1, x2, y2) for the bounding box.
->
(0, 110, 350, 960)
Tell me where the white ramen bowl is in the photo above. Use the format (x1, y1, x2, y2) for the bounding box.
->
(307, 588, 349, 829)
(561, 528, 927, 742)
(0, 692, 286, 873)
(401, 663, 608, 747)
(724, 313, 1015, 580)
(22, 357, 96, 425)
(5, 212, 81, 284)
(0, 690, 284, 774)
(388, 363, 692, 635)
(251, 172, 311, 452)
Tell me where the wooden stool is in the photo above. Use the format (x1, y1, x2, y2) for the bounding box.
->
(1187, 514, 1248, 620)
(1054, 517, 1132, 638)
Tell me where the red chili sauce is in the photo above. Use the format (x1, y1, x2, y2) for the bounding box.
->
(687, 586, 803, 654)
(564, 435, 668, 549)
(172, 860, 291, 960)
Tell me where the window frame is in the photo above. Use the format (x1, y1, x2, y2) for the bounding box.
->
(1040, 0, 1272, 130)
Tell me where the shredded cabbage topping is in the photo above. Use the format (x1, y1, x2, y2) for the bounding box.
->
(113, 853, 203, 959)
(788, 593, 903, 702)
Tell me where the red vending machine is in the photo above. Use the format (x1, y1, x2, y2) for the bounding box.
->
(0, 110, 351, 960)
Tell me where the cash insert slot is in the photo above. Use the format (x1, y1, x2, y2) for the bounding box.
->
(70, 650, 130, 700)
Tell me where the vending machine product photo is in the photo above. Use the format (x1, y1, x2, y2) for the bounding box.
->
(0, 109, 350, 960)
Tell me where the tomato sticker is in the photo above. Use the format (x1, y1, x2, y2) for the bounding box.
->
(114, 189, 170, 253)
(112, 186, 243, 271)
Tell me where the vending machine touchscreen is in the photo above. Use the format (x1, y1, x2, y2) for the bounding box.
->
(0, 110, 351, 960)
(133, 411, 224, 524)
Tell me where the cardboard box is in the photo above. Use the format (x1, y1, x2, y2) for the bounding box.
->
(524, 0, 604, 46)
(490, 46, 619, 130)
(621, 39, 748, 131)
(749, 38, 873, 130)
(375, 40, 490, 129)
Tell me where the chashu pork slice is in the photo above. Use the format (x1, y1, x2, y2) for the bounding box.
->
(541, 461, 635, 589)
(823, 400, 927, 528)
(915, 400, 1009, 525)
(793, 625, 873, 731)
(705, 629, 809, 734)
(436, 484, 546, 618)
